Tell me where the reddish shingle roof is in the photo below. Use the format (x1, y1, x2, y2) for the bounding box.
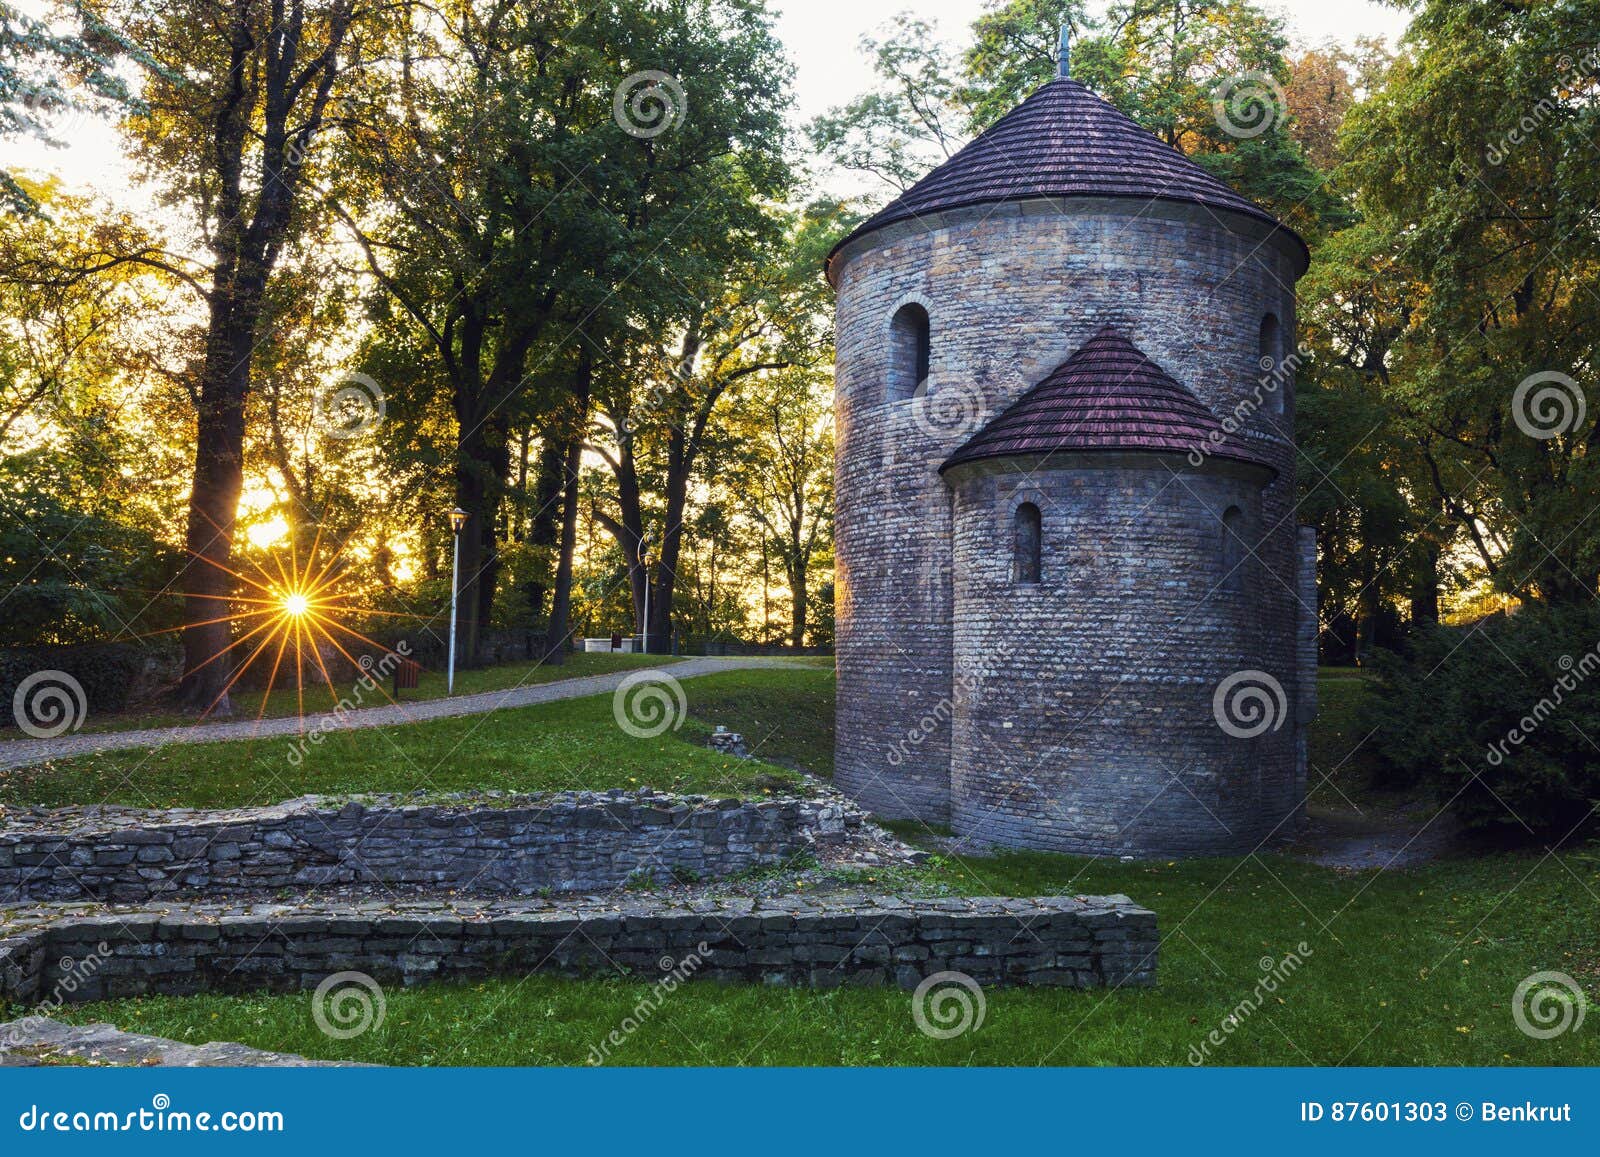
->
(827, 77, 1306, 277)
(940, 327, 1274, 475)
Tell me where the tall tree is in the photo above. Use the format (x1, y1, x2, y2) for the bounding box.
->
(1339, 0, 1600, 605)
(68, 0, 364, 712)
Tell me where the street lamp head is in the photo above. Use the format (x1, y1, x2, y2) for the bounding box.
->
(449, 507, 469, 535)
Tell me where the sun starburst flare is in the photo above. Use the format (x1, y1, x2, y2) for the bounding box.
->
(138, 515, 429, 727)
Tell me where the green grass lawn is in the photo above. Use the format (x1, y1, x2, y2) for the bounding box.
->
(49, 845, 1600, 1065)
(17, 651, 687, 736)
(0, 668, 822, 809)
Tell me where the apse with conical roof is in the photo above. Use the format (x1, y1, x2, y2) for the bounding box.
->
(828, 35, 1317, 857)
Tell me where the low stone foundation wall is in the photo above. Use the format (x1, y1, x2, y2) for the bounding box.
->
(0, 791, 859, 902)
(0, 893, 1157, 1002)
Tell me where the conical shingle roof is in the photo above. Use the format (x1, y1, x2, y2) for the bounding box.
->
(940, 327, 1274, 474)
(827, 77, 1306, 279)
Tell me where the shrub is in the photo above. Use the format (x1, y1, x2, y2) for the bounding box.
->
(1369, 603, 1600, 835)
(0, 643, 164, 727)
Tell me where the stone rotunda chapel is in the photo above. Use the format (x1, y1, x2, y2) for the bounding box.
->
(826, 45, 1318, 858)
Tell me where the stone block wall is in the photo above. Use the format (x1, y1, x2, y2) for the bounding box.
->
(15, 894, 1156, 1000)
(0, 931, 46, 1006)
(0, 791, 855, 903)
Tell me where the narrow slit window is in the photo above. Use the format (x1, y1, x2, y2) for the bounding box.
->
(1221, 506, 1246, 594)
(1014, 503, 1042, 585)
(1259, 313, 1285, 416)
(889, 303, 930, 401)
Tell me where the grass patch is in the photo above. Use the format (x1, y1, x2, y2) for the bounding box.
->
(46, 844, 1600, 1066)
(0, 669, 823, 809)
(677, 668, 834, 776)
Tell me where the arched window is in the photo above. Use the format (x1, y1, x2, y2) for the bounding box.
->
(1221, 506, 1246, 594)
(1013, 503, 1042, 585)
(889, 303, 930, 401)
(1259, 313, 1285, 416)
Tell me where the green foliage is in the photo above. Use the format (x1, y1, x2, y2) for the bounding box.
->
(1335, 0, 1600, 605)
(0, 450, 177, 645)
(0, 0, 148, 214)
(0, 641, 155, 719)
(1368, 603, 1600, 834)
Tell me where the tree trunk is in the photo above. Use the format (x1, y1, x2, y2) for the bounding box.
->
(178, 291, 259, 715)
(788, 560, 808, 649)
(543, 360, 590, 664)
(522, 433, 566, 626)
(1409, 538, 1440, 626)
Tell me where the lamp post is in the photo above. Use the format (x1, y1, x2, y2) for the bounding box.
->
(447, 507, 468, 694)
(638, 534, 652, 656)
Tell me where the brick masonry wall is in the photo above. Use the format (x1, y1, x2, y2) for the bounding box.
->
(0, 791, 855, 903)
(946, 453, 1286, 855)
(16, 894, 1157, 999)
(832, 196, 1307, 847)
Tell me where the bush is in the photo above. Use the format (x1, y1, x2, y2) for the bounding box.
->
(0, 643, 163, 727)
(1369, 603, 1600, 835)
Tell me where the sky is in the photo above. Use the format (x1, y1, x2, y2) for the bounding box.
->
(774, 0, 1414, 121)
(7, 0, 1415, 207)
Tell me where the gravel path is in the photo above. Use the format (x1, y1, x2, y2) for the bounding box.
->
(0, 657, 809, 772)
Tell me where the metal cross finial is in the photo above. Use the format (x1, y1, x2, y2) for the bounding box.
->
(1058, 24, 1070, 78)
